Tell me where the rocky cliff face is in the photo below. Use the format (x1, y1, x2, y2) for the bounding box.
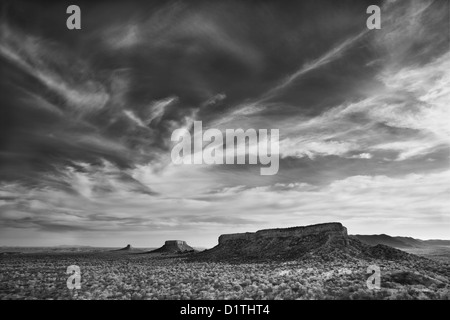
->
(219, 223, 349, 246)
(196, 223, 352, 261)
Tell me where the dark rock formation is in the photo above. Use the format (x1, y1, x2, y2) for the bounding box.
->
(195, 223, 352, 261)
(151, 240, 195, 254)
(219, 222, 349, 245)
(193, 222, 418, 262)
(116, 244, 133, 251)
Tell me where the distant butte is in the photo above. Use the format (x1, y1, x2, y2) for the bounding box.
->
(150, 240, 195, 254)
(115, 244, 133, 251)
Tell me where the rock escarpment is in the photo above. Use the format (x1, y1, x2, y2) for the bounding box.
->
(219, 223, 349, 246)
(196, 223, 351, 261)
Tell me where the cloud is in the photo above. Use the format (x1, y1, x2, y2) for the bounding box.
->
(376, 0, 447, 66)
(144, 96, 177, 125)
(349, 153, 372, 159)
(123, 110, 147, 128)
(275, 46, 449, 161)
(0, 24, 109, 114)
(371, 140, 444, 161)
(280, 139, 357, 159)
(261, 30, 368, 101)
(104, 23, 141, 49)
(3, 166, 448, 245)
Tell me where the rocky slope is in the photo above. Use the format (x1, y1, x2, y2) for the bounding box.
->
(353, 234, 430, 248)
(353, 234, 450, 248)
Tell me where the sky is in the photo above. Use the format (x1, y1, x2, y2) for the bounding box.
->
(0, 0, 449, 247)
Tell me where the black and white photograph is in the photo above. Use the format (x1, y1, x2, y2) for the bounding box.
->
(0, 0, 449, 306)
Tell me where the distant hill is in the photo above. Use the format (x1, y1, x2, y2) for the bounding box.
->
(56, 245, 93, 248)
(111, 244, 148, 253)
(352, 234, 417, 248)
(352, 234, 450, 248)
(422, 240, 450, 246)
(394, 237, 425, 247)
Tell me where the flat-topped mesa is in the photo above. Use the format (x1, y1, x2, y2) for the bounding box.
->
(151, 240, 195, 254)
(165, 240, 188, 246)
(218, 222, 349, 245)
(193, 223, 351, 261)
(193, 222, 417, 262)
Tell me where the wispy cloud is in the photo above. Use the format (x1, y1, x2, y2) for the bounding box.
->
(261, 30, 368, 101)
(0, 24, 109, 114)
(145, 96, 177, 125)
(123, 110, 147, 128)
(276, 47, 450, 161)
